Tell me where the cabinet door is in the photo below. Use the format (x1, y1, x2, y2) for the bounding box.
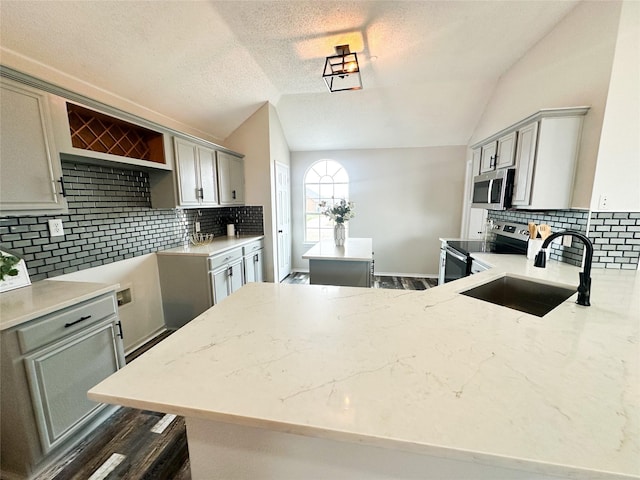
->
(495, 132, 517, 169)
(24, 319, 123, 454)
(243, 250, 264, 283)
(512, 122, 539, 206)
(0, 79, 66, 214)
(471, 148, 482, 176)
(197, 146, 219, 206)
(479, 143, 497, 173)
(228, 258, 244, 293)
(211, 266, 230, 304)
(254, 250, 264, 283)
(174, 137, 201, 206)
(217, 151, 245, 205)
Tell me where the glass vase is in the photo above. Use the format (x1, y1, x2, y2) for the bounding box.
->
(334, 223, 346, 246)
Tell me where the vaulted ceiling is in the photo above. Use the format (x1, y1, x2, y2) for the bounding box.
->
(0, 1, 579, 151)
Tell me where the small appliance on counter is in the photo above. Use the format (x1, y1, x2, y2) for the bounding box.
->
(439, 221, 530, 284)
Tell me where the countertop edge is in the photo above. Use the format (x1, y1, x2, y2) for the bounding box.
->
(1, 280, 119, 330)
(156, 235, 264, 257)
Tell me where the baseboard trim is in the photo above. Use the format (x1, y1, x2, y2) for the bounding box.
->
(375, 272, 438, 279)
(124, 327, 168, 356)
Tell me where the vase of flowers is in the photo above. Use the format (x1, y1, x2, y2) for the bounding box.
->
(319, 199, 355, 246)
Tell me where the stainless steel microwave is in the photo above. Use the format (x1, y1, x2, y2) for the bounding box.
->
(471, 168, 515, 210)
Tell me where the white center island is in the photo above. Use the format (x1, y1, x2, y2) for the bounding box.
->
(88, 255, 639, 480)
(302, 237, 373, 287)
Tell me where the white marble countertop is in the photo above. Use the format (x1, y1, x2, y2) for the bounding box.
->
(302, 237, 373, 261)
(0, 280, 119, 330)
(157, 235, 264, 257)
(89, 255, 639, 479)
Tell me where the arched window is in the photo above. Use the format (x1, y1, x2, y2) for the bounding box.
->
(304, 160, 349, 242)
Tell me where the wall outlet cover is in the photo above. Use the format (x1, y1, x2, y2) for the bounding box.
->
(48, 219, 65, 237)
(195, 222, 201, 233)
(562, 235, 572, 247)
(598, 194, 608, 209)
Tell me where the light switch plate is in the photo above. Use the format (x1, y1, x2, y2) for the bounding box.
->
(195, 222, 201, 233)
(48, 219, 65, 237)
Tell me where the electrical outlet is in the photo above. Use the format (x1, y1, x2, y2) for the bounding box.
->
(562, 235, 572, 247)
(48, 219, 65, 237)
(598, 194, 608, 209)
(195, 222, 201, 233)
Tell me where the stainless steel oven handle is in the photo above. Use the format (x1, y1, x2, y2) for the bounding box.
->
(446, 247, 468, 263)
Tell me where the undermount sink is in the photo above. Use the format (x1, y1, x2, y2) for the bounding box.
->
(461, 275, 576, 317)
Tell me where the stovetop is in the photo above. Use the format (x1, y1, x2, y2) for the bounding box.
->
(448, 221, 530, 256)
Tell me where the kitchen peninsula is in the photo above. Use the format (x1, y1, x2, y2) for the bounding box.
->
(88, 256, 639, 480)
(302, 237, 373, 287)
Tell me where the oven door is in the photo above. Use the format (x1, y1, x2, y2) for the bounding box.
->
(444, 246, 470, 283)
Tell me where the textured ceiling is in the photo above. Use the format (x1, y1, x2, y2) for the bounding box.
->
(0, 1, 579, 151)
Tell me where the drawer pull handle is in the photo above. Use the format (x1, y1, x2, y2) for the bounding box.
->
(65, 315, 92, 328)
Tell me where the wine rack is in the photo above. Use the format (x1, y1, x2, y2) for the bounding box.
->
(66, 103, 165, 164)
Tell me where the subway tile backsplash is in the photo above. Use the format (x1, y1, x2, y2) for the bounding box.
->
(488, 209, 640, 269)
(0, 162, 264, 281)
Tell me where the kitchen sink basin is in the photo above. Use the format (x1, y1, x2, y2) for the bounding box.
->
(460, 275, 576, 317)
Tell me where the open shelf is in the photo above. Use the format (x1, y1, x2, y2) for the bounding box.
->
(66, 103, 166, 165)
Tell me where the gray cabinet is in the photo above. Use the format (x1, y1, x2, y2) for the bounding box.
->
(243, 240, 264, 283)
(217, 151, 245, 205)
(0, 291, 124, 479)
(0, 77, 67, 215)
(511, 113, 586, 209)
(209, 248, 244, 304)
(471, 107, 589, 210)
(479, 132, 516, 174)
(174, 137, 219, 207)
(157, 239, 264, 329)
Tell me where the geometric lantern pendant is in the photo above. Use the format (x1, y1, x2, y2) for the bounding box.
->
(322, 45, 363, 92)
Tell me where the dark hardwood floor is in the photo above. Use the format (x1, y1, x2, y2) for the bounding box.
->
(36, 275, 437, 479)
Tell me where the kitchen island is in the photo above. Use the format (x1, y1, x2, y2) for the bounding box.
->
(89, 256, 639, 480)
(302, 237, 373, 287)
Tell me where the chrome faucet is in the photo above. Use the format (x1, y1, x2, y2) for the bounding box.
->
(534, 230, 593, 307)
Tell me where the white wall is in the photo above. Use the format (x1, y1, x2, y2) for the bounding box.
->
(591, 0, 640, 212)
(49, 254, 165, 353)
(469, 0, 622, 209)
(291, 147, 467, 276)
(225, 102, 291, 282)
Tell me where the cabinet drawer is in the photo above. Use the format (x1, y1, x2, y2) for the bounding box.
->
(17, 294, 117, 354)
(243, 240, 264, 255)
(208, 248, 243, 271)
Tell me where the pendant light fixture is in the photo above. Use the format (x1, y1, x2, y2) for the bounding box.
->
(322, 45, 362, 92)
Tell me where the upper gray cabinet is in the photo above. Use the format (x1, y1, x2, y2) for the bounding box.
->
(511, 112, 587, 209)
(217, 151, 245, 205)
(472, 107, 589, 210)
(479, 131, 517, 174)
(0, 78, 68, 215)
(168, 137, 245, 208)
(174, 137, 219, 207)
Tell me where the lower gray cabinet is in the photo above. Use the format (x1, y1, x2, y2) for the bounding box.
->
(0, 291, 125, 479)
(209, 250, 244, 305)
(243, 240, 264, 283)
(157, 238, 265, 329)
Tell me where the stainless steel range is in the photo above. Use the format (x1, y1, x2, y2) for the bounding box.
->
(439, 221, 531, 284)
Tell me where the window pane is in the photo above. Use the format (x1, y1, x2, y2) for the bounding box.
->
(305, 184, 320, 200)
(319, 215, 334, 229)
(333, 169, 349, 183)
(319, 183, 334, 199)
(305, 169, 320, 183)
(325, 160, 342, 178)
(320, 228, 333, 241)
(306, 228, 320, 242)
(333, 183, 348, 200)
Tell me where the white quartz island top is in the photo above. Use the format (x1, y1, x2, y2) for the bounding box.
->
(0, 280, 119, 330)
(302, 237, 373, 261)
(157, 235, 264, 257)
(89, 256, 639, 479)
